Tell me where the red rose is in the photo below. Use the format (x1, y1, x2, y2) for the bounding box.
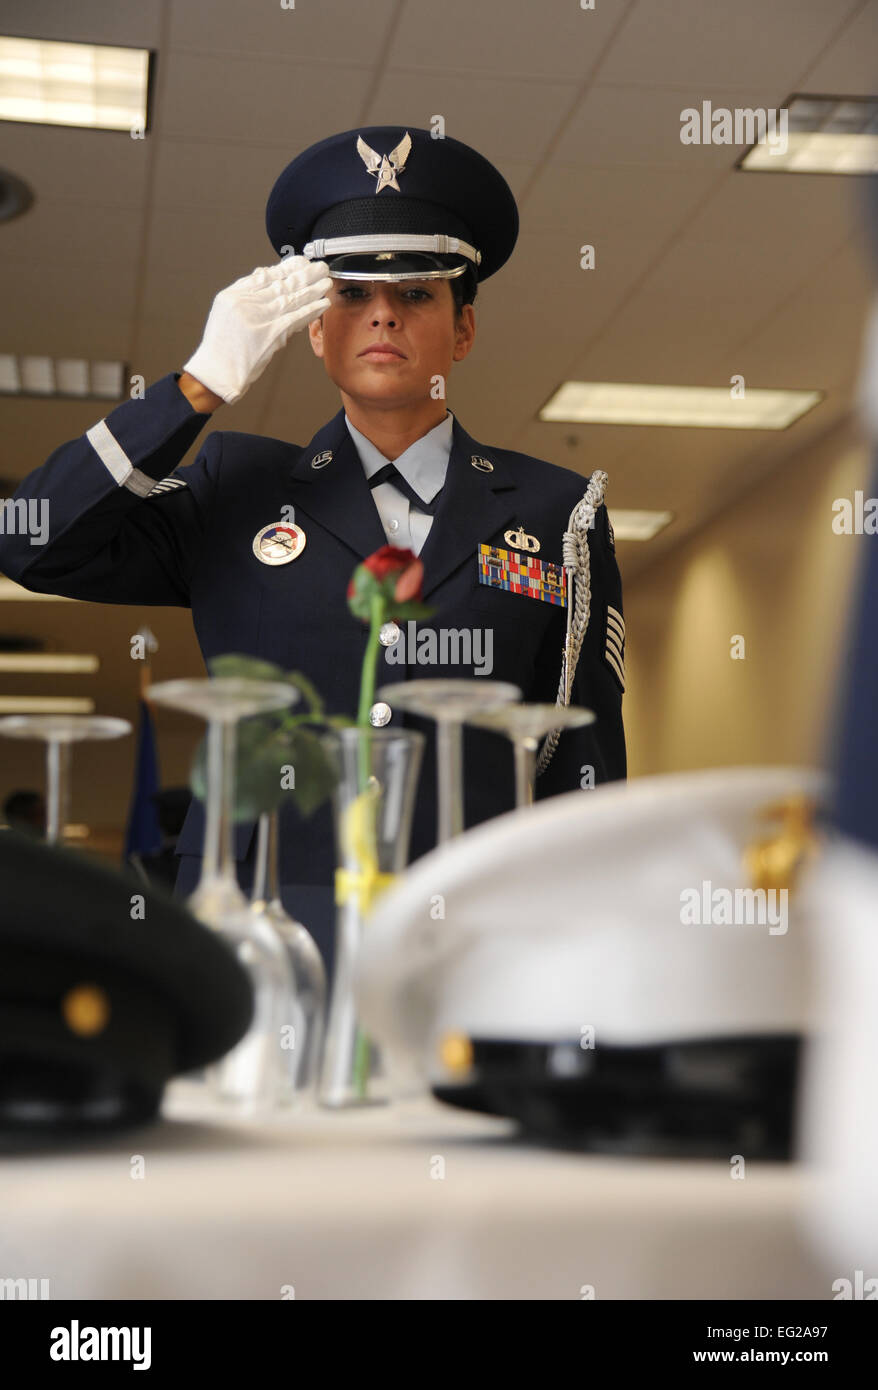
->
(348, 546, 428, 624)
(351, 546, 423, 601)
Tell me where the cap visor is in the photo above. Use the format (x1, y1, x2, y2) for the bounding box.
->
(326, 252, 468, 281)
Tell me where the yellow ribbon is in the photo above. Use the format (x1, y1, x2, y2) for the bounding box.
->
(334, 781, 395, 915)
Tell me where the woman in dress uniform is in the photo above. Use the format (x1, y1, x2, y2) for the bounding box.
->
(0, 126, 626, 973)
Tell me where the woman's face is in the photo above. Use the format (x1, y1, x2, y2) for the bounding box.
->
(308, 277, 475, 409)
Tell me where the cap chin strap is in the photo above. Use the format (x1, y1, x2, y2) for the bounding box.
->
(536, 470, 609, 779)
(303, 232, 481, 265)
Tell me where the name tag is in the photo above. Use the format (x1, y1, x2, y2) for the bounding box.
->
(478, 544, 567, 607)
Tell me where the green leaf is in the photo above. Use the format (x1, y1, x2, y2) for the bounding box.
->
(282, 669, 324, 718)
(189, 713, 339, 822)
(284, 726, 338, 817)
(207, 652, 289, 683)
(190, 720, 291, 821)
(348, 563, 385, 622)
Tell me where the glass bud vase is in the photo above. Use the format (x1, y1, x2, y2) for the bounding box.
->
(251, 809, 327, 1104)
(318, 727, 424, 1108)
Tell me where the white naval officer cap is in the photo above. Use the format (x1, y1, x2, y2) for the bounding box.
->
(356, 765, 826, 1155)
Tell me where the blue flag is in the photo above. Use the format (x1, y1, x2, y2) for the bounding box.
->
(123, 699, 163, 862)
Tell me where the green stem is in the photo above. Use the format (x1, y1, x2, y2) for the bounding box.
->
(357, 592, 386, 728)
(353, 591, 386, 1100)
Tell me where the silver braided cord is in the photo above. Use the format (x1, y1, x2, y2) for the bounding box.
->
(535, 469, 609, 777)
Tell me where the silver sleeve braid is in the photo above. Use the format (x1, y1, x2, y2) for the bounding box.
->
(535, 469, 609, 777)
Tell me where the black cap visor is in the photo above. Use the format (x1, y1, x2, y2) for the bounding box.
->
(326, 251, 469, 281)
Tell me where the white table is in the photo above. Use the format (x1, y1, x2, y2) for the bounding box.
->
(0, 1085, 831, 1300)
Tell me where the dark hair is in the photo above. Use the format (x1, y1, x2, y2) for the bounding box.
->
(450, 263, 478, 316)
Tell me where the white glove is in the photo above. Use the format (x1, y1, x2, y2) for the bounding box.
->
(183, 256, 333, 405)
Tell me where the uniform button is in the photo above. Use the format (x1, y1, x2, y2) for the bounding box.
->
(389, 518, 399, 533)
(379, 621, 401, 647)
(369, 701, 392, 727)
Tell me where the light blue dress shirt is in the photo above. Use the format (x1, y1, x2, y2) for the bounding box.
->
(344, 411, 453, 555)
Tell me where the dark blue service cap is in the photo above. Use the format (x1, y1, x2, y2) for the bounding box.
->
(265, 126, 519, 281)
(0, 828, 253, 1140)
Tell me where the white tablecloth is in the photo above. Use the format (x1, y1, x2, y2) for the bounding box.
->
(0, 1083, 831, 1300)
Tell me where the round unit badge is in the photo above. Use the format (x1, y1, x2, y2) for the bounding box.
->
(252, 522, 307, 566)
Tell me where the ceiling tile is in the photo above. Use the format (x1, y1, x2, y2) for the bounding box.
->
(159, 52, 375, 144)
(0, 124, 149, 208)
(553, 83, 785, 168)
(598, 0, 860, 90)
(365, 70, 578, 165)
(386, 0, 628, 78)
(169, 0, 399, 65)
(802, 0, 878, 91)
(0, 0, 163, 46)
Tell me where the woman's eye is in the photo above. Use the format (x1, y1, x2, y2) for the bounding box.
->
(338, 286, 368, 300)
(404, 288, 431, 301)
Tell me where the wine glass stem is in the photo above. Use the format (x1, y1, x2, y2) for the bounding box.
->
(252, 810, 282, 905)
(437, 719, 464, 843)
(201, 718, 238, 887)
(45, 738, 71, 844)
(252, 812, 269, 902)
(266, 809, 282, 904)
(514, 739, 537, 808)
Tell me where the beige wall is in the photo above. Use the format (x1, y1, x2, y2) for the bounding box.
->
(622, 414, 873, 779)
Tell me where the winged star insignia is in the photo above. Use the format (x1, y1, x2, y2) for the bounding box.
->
(356, 132, 412, 193)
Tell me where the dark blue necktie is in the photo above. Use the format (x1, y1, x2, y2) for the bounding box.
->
(368, 462, 443, 516)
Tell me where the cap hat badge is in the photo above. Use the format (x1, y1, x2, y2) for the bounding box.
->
(356, 131, 412, 193)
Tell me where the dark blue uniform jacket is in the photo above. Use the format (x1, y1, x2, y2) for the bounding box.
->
(0, 373, 626, 964)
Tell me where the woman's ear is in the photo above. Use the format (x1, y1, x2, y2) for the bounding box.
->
(452, 304, 476, 362)
(308, 315, 325, 358)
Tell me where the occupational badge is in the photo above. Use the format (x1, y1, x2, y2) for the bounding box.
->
(252, 522, 307, 566)
(503, 525, 541, 554)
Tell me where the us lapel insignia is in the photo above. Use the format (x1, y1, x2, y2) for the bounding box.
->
(253, 522, 307, 566)
(504, 525, 541, 554)
(310, 450, 333, 470)
(470, 455, 494, 473)
(478, 544, 566, 607)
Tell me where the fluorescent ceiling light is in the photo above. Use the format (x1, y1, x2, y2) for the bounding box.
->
(539, 382, 822, 429)
(741, 94, 878, 174)
(0, 355, 125, 399)
(0, 696, 95, 713)
(0, 579, 75, 601)
(0, 653, 99, 673)
(608, 510, 674, 542)
(0, 37, 150, 132)
(20, 355, 53, 393)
